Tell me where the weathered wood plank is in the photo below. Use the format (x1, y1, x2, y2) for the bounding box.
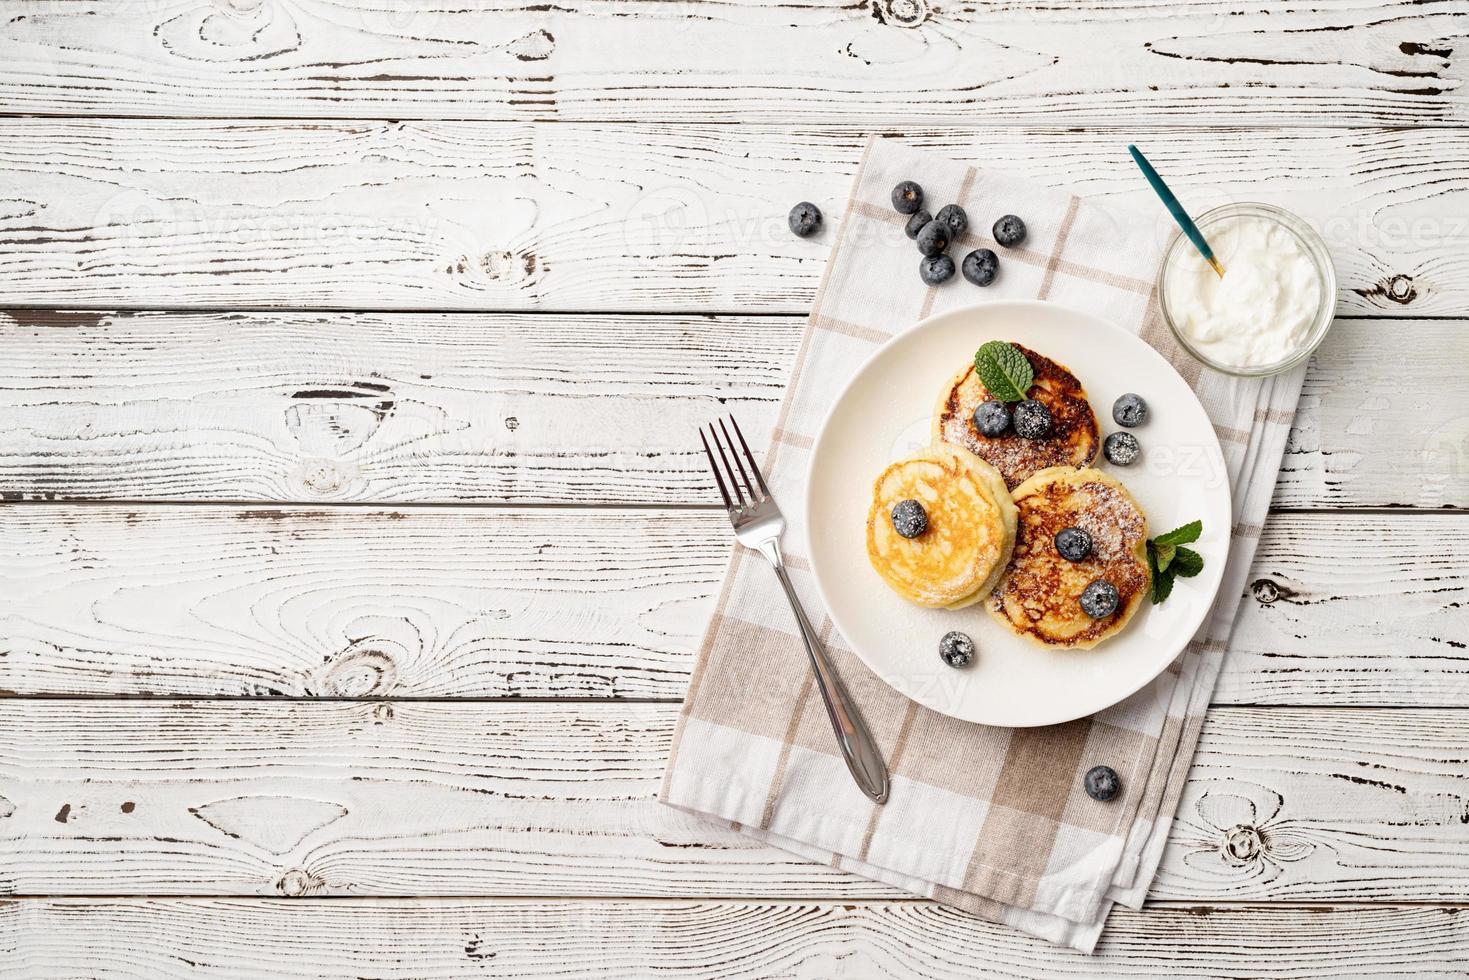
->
(4, 898, 1468, 979)
(0, 123, 1462, 315)
(1157, 706, 1469, 904)
(3, 507, 1464, 704)
(0, 506, 721, 700)
(1221, 513, 1469, 706)
(0, 701, 1464, 902)
(1280, 320, 1469, 510)
(2, 312, 1462, 508)
(0, 311, 794, 506)
(1, 0, 1465, 126)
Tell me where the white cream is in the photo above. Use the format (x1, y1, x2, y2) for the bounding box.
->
(1163, 215, 1322, 370)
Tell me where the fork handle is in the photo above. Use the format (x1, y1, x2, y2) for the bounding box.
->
(759, 543, 890, 805)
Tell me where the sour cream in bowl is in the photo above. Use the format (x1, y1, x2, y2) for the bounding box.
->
(1158, 203, 1336, 377)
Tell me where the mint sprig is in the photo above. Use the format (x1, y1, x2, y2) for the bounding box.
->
(1152, 520, 1201, 547)
(1171, 546, 1205, 578)
(1147, 521, 1204, 604)
(974, 341, 1034, 402)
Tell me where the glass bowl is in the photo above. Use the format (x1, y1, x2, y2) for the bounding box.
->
(1157, 202, 1337, 377)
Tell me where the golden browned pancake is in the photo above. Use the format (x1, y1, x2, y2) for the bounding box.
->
(987, 467, 1149, 649)
(932, 343, 1100, 490)
(866, 445, 1017, 609)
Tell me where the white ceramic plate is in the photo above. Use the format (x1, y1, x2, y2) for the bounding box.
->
(804, 300, 1231, 727)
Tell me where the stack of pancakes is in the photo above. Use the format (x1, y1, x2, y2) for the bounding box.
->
(866, 444, 1017, 609)
(866, 343, 1149, 649)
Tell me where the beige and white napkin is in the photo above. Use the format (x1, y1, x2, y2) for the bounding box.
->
(660, 137, 1307, 951)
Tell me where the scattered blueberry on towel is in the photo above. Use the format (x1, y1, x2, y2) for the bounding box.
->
(993, 214, 1028, 247)
(891, 180, 924, 215)
(919, 254, 956, 285)
(904, 209, 933, 240)
(1084, 765, 1121, 801)
(962, 248, 999, 287)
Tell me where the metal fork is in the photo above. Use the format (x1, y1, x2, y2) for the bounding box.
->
(699, 416, 889, 804)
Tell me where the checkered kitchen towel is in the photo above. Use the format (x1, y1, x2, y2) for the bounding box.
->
(660, 137, 1308, 951)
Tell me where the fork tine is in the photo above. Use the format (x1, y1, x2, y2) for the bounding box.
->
(710, 424, 747, 508)
(718, 418, 761, 503)
(699, 428, 734, 510)
(726, 415, 771, 498)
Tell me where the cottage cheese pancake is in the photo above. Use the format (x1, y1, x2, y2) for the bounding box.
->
(988, 467, 1149, 649)
(933, 344, 1099, 490)
(866, 445, 1016, 609)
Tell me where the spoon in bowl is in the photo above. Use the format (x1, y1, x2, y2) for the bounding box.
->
(1129, 144, 1225, 279)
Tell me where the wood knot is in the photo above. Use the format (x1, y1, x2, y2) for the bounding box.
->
(156, 1, 302, 63)
(872, 0, 929, 26)
(300, 458, 347, 495)
(1220, 823, 1263, 865)
(372, 703, 395, 724)
(1251, 578, 1298, 604)
(1355, 273, 1417, 306)
(1385, 274, 1417, 304)
(509, 27, 555, 61)
(478, 250, 515, 278)
(315, 640, 402, 697)
(276, 868, 322, 897)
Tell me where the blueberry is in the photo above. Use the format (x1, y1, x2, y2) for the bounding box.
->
(972, 399, 1010, 438)
(993, 214, 1027, 248)
(1012, 398, 1052, 438)
(1079, 579, 1120, 619)
(919, 254, 955, 286)
(915, 219, 950, 257)
(892, 180, 924, 215)
(935, 203, 968, 238)
(938, 631, 975, 668)
(891, 499, 928, 538)
(1112, 393, 1148, 428)
(1103, 431, 1141, 466)
(904, 209, 933, 240)
(1084, 765, 1121, 802)
(961, 248, 998, 287)
(1054, 526, 1092, 562)
(787, 201, 822, 238)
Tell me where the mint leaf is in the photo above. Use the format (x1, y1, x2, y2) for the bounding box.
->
(1146, 522, 1204, 604)
(1153, 520, 1202, 547)
(1154, 542, 1177, 573)
(974, 341, 1034, 403)
(1146, 542, 1174, 604)
(1172, 546, 1204, 578)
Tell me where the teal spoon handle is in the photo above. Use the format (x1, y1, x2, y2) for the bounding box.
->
(1129, 144, 1224, 277)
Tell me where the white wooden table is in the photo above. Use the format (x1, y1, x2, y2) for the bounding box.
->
(2, 2, 1467, 975)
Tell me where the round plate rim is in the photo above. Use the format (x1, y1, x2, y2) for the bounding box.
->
(801, 298, 1231, 727)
